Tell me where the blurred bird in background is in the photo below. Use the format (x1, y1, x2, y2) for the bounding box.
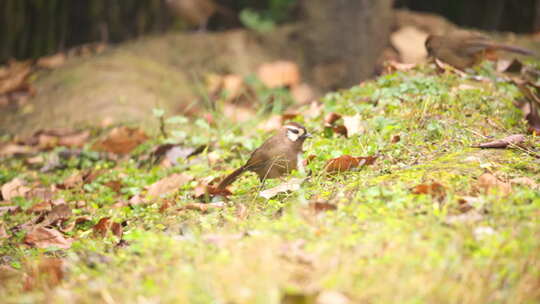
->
(166, 0, 237, 31)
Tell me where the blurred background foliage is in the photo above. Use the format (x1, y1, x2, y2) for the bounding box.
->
(2, 0, 540, 64)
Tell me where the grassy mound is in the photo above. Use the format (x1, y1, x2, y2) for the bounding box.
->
(1, 63, 539, 303)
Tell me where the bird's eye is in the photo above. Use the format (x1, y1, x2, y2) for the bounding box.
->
(289, 129, 299, 134)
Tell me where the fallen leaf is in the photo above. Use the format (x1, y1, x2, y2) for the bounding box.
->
(259, 178, 305, 199)
(513, 83, 540, 134)
(92, 217, 122, 238)
(1, 178, 30, 200)
(496, 59, 523, 73)
(510, 177, 538, 189)
(457, 196, 483, 213)
(0, 143, 37, 157)
(36, 53, 66, 69)
(92, 126, 148, 155)
(194, 184, 232, 199)
(146, 173, 194, 199)
(390, 26, 429, 64)
(104, 180, 123, 193)
(26, 201, 53, 214)
(325, 155, 377, 173)
(476, 173, 512, 196)
(179, 202, 226, 213)
(324, 112, 342, 126)
(23, 257, 65, 291)
(472, 134, 526, 148)
(257, 61, 300, 88)
(0, 61, 32, 95)
(309, 201, 337, 213)
(342, 115, 365, 137)
(59, 172, 84, 189)
(332, 125, 348, 137)
(383, 60, 417, 73)
(0, 205, 21, 216)
(391, 134, 401, 143)
(411, 182, 446, 201)
(24, 227, 72, 249)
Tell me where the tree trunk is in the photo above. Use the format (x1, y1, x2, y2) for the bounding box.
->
(300, 0, 393, 90)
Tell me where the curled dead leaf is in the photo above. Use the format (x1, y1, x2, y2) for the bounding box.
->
(92, 126, 148, 155)
(194, 184, 232, 200)
(259, 178, 305, 199)
(472, 134, 526, 149)
(1, 178, 30, 201)
(24, 227, 72, 249)
(411, 182, 446, 201)
(325, 155, 377, 173)
(93, 217, 123, 238)
(309, 201, 338, 213)
(146, 173, 194, 199)
(324, 112, 342, 126)
(179, 202, 226, 213)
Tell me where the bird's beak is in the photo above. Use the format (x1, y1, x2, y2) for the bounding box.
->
(303, 132, 312, 139)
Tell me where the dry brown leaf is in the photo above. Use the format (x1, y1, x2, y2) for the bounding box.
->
(332, 125, 348, 137)
(179, 202, 226, 213)
(473, 134, 526, 149)
(36, 53, 66, 69)
(59, 172, 84, 189)
(324, 112, 342, 126)
(476, 173, 512, 196)
(0, 143, 37, 157)
(146, 173, 194, 199)
(0, 62, 32, 95)
(1, 178, 30, 200)
(343, 115, 365, 137)
(411, 182, 446, 201)
(194, 184, 232, 199)
(24, 227, 72, 249)
(26, 201, 53, 214)
(257, 61, 300, 88)
(259, 178, 305, 199)
(325, 155, 377, 173)
(104, 180, 123, 193)
(92, 217, 122, 238)
(0, 205, 21, 216)
(496, 59, 523, 73)
(92, 126, 148, 155)
(391, 134, 401, 143)
(23, 257, 65, 291)
(309, 201, 338, 213)
(510, 177, 538, 189)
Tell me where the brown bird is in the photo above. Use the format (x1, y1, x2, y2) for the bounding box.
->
(425, 31, 536, 70)
(217, 122, 311, 189)
(166, 0, 235, 31)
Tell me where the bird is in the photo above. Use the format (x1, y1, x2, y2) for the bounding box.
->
(217, 122, 311, 189)
(165, 0, 236, 31)
(425, 31, 536, 70)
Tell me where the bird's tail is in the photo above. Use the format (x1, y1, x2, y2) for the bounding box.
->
(217, 166, 245, 189)
(494, 44, 537, 56)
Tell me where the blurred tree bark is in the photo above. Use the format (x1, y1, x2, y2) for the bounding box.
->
(300, 0, 393, 90)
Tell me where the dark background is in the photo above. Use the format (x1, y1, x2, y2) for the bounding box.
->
(2, 0, 540, 64)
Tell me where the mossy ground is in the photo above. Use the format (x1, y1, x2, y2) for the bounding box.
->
(1, 62, 539, 303)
